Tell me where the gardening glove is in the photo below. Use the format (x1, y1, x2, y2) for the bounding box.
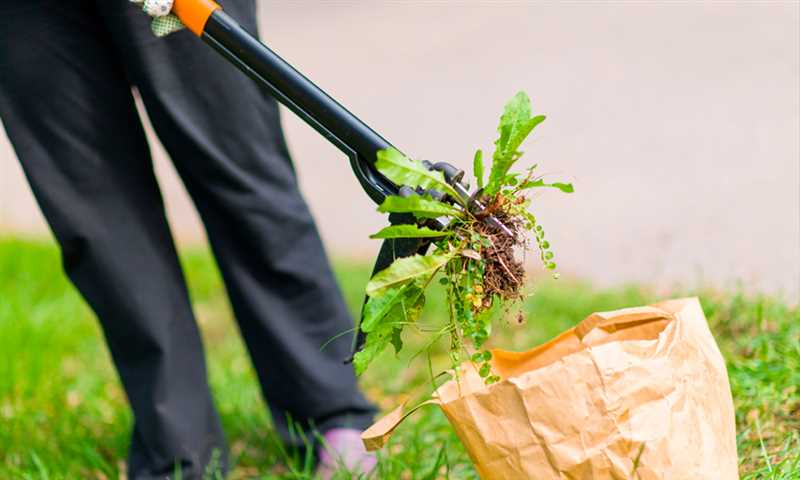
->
(130, 0, 185, 37)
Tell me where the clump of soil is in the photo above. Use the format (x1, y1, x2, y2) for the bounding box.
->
(473, 195, 526, 302)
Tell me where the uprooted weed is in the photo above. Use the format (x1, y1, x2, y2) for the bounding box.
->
(354, 92, 572, 383)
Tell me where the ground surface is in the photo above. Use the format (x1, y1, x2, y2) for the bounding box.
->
(0, 238, 798, 479)
(1, 2, 798, 299)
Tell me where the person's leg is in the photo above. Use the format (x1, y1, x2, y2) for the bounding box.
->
(0, 2, 226, 478)
(102, 0, 376, 444)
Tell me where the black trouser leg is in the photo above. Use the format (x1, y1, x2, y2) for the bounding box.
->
(99, 0, 376, 444)
(0, 3, 226, 478)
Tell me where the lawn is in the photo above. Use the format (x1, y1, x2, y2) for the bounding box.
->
(0, 237, 797, 479)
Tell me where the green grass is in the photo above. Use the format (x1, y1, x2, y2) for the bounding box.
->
(0, 237, 797, 479)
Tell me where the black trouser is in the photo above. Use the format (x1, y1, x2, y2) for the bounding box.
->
(0, 1, 374, 478)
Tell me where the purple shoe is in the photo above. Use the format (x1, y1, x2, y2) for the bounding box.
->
(315, 428, 377, 479)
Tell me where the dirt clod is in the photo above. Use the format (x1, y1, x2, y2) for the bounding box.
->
(472, 195, 526, 301)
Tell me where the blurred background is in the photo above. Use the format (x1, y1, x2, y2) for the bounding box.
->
(1, 3, 798, 478)
(1, 1, 798, 299)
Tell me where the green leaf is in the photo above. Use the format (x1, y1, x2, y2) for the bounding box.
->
(362, 284, 411, 332)
(353, 329, 390, 375)
(520, 210, 537, 229)
(390, 327, 403, 354)
(473, 149, 484, 190)
(391, 287, 426, 327)
(504, 173, 520, 186)
(378, 195, 462, 218)
(519, 179, 574, 193)
(508, 116, 545, 156)
(362, 283, 425, 333)
(354, 287, 425, 375)
(369, 224, 451, 240)
(376, 148, 461, 202)
(485, 92, 546, 195)
(377, 194, 461, 219)
(366, 252, 453, 297)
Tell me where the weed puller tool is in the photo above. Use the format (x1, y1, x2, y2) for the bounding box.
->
(170, 0, 513, 358)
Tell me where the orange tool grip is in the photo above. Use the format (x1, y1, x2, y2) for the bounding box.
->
(173, 0, 221, 36)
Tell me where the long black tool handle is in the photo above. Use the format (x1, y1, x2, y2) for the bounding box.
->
(202, 10, 397, 204)
(173, 2, 429, 361)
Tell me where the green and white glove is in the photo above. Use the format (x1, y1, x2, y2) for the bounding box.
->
(130, 0, 185, 37)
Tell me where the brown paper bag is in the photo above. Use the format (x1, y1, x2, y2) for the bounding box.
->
(363, 297, 739, 479)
